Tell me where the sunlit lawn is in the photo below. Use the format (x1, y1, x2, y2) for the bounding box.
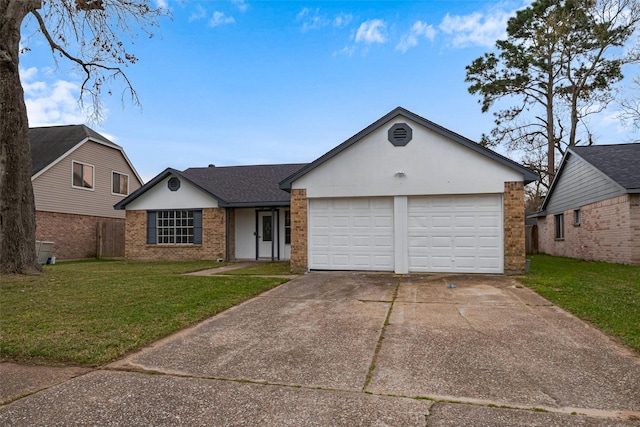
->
(0, 260, 292, 366)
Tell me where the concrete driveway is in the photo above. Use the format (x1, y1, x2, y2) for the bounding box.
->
(1, 273, 639, 426)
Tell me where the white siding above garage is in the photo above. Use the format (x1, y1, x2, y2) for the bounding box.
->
(292, 117, 523, 199)
(309, 198, 394, 271)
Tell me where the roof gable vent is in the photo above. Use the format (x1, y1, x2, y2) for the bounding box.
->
(167, 177, 181, 191)
(388, 123, 412, 146)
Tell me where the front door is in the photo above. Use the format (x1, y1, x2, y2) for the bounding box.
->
(258, 211, 274, 258)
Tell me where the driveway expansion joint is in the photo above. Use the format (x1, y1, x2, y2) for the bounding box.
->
(362, 276, 400, 392)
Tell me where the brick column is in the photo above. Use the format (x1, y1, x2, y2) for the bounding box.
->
(125, 210, 146, 259)
(630, 195, 640, 265)
(503, 181, 525, 274)
(290, 189, 308, 273)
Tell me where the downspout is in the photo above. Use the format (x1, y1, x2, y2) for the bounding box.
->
(255, 210, 259, 260)
(276, 209, 281, 260)
(271, 207, 275, 262)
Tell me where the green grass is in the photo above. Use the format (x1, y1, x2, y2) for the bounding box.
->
(0, 260, 289, 366)
(519, 255, 640, 352)
(222, 261, 293, 276)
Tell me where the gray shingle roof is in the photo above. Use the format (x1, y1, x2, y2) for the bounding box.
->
(183, 163, 308, 206)
(30, 125, 118, 176)
(570, 143, 640, 191)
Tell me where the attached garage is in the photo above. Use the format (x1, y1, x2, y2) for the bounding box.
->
(307, 194, 503, 274)
(280, 107, 538, 274)
(309, 198, 394, 271)
(407, 195, 502, 273)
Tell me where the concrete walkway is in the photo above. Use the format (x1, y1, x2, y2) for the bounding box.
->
(1, 273, 639, 425)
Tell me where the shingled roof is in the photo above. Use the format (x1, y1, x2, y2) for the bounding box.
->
(115, 163, 307, 209)
(30, 125, 119, 176)
(569, 143, 640, 191)
(183, 163, 307, 206)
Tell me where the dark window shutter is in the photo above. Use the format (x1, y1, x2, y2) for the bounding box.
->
(147, 211, 157, 244)
(193, 210, 202, 244)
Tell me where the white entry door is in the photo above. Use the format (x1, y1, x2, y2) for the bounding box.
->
(258, 211, 274, 258)
(408, 195, 503, 273)
(308, 198, 394, 271)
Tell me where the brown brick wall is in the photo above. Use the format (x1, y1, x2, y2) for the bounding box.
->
(36, 210, 121, 260)
(503, 181, 526, 274)
(228, 208, 236, 261)
(125, 208, 227, 261)
(631, 195, 640, 265)
(537, 195, 638, 265)
(290, 189, 308, 273)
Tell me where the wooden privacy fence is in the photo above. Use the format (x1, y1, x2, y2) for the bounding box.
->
(97, 221, 125, 258)
(525, 224, 539, 255)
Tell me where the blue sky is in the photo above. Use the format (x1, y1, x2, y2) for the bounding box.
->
(20, 0, 639, 182)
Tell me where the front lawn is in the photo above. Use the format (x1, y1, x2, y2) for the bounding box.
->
(519, 255, 640, 353)
(0, 260, 290, 366)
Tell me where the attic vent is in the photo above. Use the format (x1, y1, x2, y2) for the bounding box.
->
(393, 127, 407, 139)
(167, 177, 181, 191)
(388, 123, 412, 146)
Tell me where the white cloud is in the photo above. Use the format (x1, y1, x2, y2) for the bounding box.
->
(296, 8, 352, 32)
(21, 67, 88, 126)
(355, 19, 387, 44)
(396, 20, 436, 53)
(155, 0, 169, 9)
(439, 6, 515, 48)
(209, 11, 235, 28)
(189, 4, 207, 22)
(232, 0, 249, 13)
(333, 45, 356, 57)
(333, 13, 352, 28)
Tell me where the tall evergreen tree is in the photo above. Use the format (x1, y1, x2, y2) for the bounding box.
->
(466, 0, 640, 187)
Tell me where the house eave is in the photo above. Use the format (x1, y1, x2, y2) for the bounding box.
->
(280, 106, 538, 190)
(220, 201, 291, 208)
(114, 168, 227, 210)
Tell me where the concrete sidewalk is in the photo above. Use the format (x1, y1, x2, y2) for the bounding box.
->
(2, 273, 639, 425)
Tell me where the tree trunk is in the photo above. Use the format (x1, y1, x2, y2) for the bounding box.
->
(546, 67, 555, 185)
(0, 0, 43, 274)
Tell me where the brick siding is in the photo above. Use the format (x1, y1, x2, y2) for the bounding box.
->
(289, 189, 308, 273)
(503, 181, 526, 273)
(35, 210, 120, 260)
(538, 195, 639, 265)
(36, 211, 124, 260)
(125, 208, 227, 261)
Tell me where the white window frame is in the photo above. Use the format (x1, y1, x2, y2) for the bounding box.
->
(573, 209, 581, 226)
(555, 213, 565, 240)
(111, 171, 130, 196)
(157, 210, 195, 245)
(71, 160, 95, 191)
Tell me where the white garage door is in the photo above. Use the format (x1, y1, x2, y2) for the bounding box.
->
(309, 198, 394, 271)
(408, 195, 503, 273)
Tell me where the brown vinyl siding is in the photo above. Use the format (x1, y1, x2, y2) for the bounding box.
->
(32, 141, 142, 219)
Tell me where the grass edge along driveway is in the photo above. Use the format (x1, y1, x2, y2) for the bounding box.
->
(0, 260, 292, 367)
(519, 254, 639, 353)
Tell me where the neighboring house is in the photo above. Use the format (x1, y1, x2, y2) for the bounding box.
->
(534, 143, 640, 265)
(116, 107, 537, 274)
(31, 125, 143, 260)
